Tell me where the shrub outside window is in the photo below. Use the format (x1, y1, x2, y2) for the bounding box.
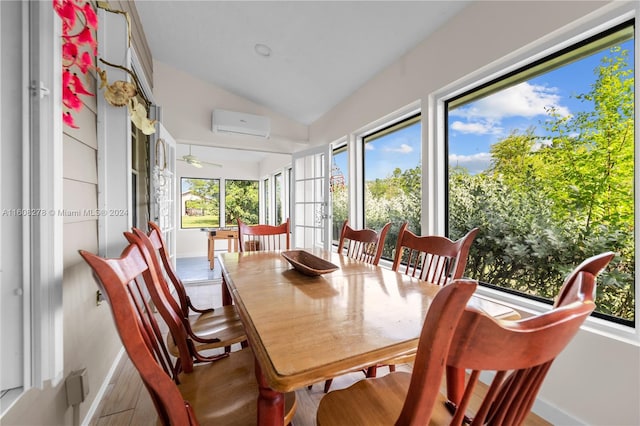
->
(364, 114, 421, 259)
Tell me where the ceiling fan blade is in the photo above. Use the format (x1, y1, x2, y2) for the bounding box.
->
(201, 160, 223, 168)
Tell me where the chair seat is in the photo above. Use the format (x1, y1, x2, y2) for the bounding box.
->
(317, 372, 452, 426)
(167, 305, 247, 357)
(178, 347, 297, 425)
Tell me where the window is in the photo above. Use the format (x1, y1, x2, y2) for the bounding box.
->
(363, 114, 421, 259)
(446, 21, 635, 325)
(263, 178, 270, 224)
(275, 173, 283, 224)
(225, 179, 259, 225)
(180, 177, 220, 228)
(331, 145, 348, 244)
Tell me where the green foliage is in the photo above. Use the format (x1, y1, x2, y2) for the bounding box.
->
(450, 47, 635, 322)
(181, 178, 220, 228)
(225, 180, 259, 225)
(365, 165, 422, 258)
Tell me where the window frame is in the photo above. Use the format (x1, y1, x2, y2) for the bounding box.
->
(429, 5, 639, 338)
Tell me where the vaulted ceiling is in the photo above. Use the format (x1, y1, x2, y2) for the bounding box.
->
(135, 1, 471, 126)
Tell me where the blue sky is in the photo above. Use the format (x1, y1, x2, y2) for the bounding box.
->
(448, 39, 634, 174)
(334, 38, 633, 181)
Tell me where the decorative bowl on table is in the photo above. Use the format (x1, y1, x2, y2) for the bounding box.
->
(281, 250, 339, 276)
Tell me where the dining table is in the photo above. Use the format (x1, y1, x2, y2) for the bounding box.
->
(219, 248, 520, 426)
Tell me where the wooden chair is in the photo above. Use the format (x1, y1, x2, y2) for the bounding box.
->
(79, 242, 297, 425)
(136, 224, 247, 358)
(337, 219, 391, 265)
(364, 225, 479, 377)
(553, 251, 615, 308)
(237, 218, 290, 252)
(317, 254, 613, 426)
(314, 220, 391, 393)
(392, 223, 479, 286)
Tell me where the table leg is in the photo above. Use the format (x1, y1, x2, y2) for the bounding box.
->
(255, 358, 284, 426)
(222, 277, 232, 306)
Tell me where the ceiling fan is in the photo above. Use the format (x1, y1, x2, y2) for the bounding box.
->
(178, 145, 222, 168)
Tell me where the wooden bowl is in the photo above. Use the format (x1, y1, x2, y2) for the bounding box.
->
(281, 250, 339, 276)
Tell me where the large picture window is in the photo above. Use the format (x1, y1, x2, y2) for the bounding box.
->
(363, 114, 421, 259)
(446, 21, 635, 325)
(180, 177, 220, 228)
(225, 179, 259, 225)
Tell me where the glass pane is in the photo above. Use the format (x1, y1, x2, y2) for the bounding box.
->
(331, 147, 348, 244)
(364, 116, 422, 259)
(264, 178, 270, 224)
(447, 27, 634, 324)
(181, 177, 220, 228)
(275, 173, 283, 224)
(225, 180, 259, 225)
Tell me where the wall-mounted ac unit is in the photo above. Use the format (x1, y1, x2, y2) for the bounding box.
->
(212, 109, 271, 138)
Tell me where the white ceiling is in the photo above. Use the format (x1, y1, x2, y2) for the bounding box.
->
(134, 0, 471, 126)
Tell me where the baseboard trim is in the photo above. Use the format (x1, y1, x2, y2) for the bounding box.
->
(80, 347, 125, 426)
(532, 396, 585, 426)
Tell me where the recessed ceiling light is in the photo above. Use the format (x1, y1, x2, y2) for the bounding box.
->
(254, 43, 272, 58)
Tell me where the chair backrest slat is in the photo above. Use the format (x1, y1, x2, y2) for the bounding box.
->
(337, 220, 390, 266)
(237, 218, 290, 252)
(392, 223, 478, 286)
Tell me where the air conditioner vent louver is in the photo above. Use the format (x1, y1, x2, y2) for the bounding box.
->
(212, 109, 270, 138)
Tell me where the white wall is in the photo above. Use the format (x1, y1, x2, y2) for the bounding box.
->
(153, 60, 310, 154)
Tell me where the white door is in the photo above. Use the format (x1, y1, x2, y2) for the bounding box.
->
(150, 122, 177, 264)
(291, 144, 332, 250)
(1, 0, 25, 392)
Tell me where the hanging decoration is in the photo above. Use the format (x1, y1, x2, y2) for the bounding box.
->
(330, 162, 346, 192)
(93, 4, 157, 135)
(152, 138, 172, 219)
(54, 0, 98, 129)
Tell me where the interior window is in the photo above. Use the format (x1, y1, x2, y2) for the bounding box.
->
(363, 114, 421, 259)
(225, 179, 259, 225)
(180, 177, 220, 228)
(331, 145, 348, 245)
(275, 173, 283, 224)
(263, 178, 270, 224)
(446, 21, 635, 325)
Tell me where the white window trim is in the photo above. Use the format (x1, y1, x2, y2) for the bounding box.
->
(428, 1, 639, 341)
(353, 101, 421, 230)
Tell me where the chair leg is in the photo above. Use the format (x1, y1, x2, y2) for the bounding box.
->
(389, 365, 396, 373)
(323, 379, 333, 393)
(366, 365, 378, 378)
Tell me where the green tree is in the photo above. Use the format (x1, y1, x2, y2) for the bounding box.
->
(225, 180, 259, 225)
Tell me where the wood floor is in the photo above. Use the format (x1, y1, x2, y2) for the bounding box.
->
(89, 256, 551, 426)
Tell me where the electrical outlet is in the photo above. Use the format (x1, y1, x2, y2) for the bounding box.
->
(65, 368, 89, 406)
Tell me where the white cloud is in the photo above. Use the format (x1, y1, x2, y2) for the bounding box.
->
(450, 82, 571, 121)
(384, 143, 413, 154)
(365, 143, 375, 150)
(450, 120, 502, 135)
(449, 152, 491, 174)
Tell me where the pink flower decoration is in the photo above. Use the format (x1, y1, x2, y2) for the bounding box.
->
(70, 73, 93, 96)
(82, 3, 98, 29)
(54, 0, 97, 128)
(63, 111, 79, 128)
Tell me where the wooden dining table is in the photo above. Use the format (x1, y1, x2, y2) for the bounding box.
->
(219, 249, 520, 426)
